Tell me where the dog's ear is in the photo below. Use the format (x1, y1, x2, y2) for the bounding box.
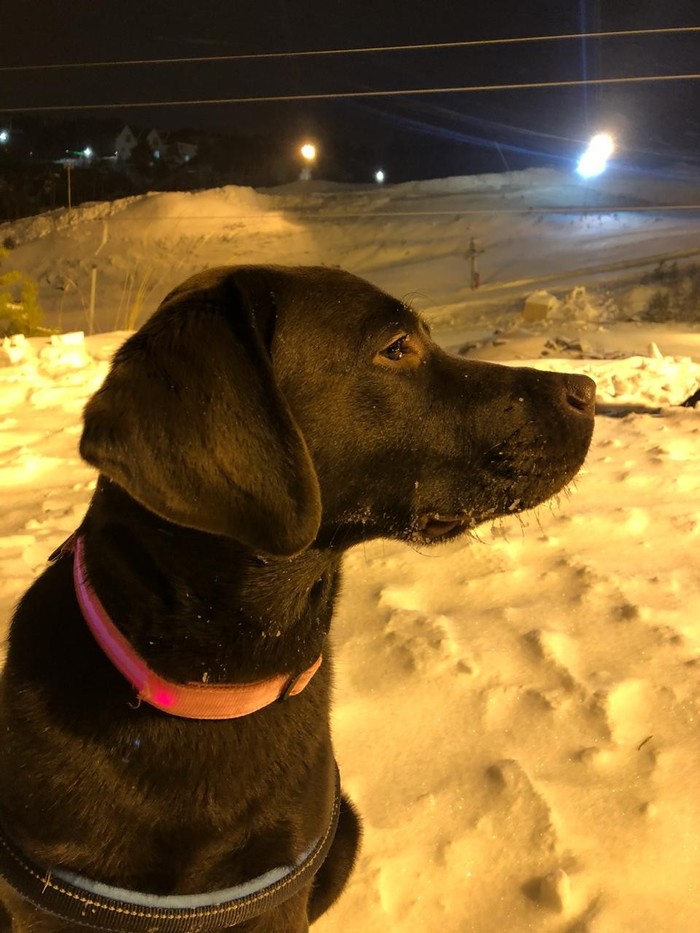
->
(80, 268, 321, 556)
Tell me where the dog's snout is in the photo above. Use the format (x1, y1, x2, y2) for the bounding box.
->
(562, 374, 596, 415)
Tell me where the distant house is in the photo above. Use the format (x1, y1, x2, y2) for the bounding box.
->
(115, 125, 138, 161)
(170, 139, 198, 164)
(146, 128, 165, 160)
(115, 125, 167, 162)
(156, 130, 200, 166)
(113, 126, 199, 166)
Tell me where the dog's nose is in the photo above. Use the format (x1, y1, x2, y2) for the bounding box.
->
(562, 373, 596, 414)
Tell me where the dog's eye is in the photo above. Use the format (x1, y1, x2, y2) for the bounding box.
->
(381, 336, 410, 361)
(374, 332, 423, 369)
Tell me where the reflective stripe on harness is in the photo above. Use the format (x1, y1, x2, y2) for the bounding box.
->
(0, 768, 341, 932)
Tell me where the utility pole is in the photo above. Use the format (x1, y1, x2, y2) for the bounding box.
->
(466, 237, 485, 290)
(88, 264, 97, 334)
(65, 163, 72, 210)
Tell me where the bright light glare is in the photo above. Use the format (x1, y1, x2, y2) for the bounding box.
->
(576, 132, 615, 178)
(300, 143, 316, 162)
(83, 146, 93, 159)
(589, 133, 614, 158)
(375, 169, 385, 183)
(0, 130, 8, 144)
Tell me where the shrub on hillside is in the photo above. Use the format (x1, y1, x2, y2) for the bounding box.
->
(639, 263, 700, 323)
(0, 248, 45, 336)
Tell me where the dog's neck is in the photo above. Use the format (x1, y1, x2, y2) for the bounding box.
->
(77, 478, 342, 685)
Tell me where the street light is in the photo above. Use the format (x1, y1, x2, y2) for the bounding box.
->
(299, 142, 317, 180)
(0, 130, 9, 145)
(374, 169, 385, 184)
(576, 133, 614, 178)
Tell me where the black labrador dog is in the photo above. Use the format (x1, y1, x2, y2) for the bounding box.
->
(0, 266, 595, 932)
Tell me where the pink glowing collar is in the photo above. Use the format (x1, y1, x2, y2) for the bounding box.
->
(71, 535, 322, 720)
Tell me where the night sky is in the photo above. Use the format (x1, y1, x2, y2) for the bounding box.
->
(1, 0, 698, 180)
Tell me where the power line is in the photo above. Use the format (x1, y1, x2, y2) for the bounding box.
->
(0, 25, 698, 72)
(3, 72, 698, 114)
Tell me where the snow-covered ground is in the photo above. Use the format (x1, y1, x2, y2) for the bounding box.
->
(1, 167, 699, 931)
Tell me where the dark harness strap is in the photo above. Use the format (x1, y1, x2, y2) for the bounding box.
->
(0, 768, 340, 932)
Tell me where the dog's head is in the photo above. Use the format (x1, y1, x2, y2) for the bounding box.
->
(81, 266, 595, 556)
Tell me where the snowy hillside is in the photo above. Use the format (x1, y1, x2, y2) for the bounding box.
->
(3, 165, 700, 336)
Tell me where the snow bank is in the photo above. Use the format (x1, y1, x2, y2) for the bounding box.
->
(3, 168, 699, 336)
(527, 353, 700, 408)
